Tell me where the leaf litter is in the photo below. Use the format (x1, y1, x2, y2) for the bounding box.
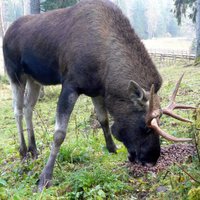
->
(127, 144, 196, 176)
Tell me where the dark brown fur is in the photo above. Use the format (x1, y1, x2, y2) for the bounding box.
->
(4, 0, 162, 92)
(3, 0, 162, 189)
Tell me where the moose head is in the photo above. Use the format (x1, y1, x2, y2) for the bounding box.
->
(111, 74, 195, 166)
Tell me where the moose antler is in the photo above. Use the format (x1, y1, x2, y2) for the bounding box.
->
(146, 74, 196, 142)
(150, 118, 192, 142)
(162, 73, 196, 123)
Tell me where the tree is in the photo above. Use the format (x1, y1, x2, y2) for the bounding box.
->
(196, 0, 200, 57)
(173, 0, 200, 60)
(130, 0, 148, 39)
(173, 0, 196, 24)
(41, 0, 79, 11)
(30, 0, 40, 14)
(22, 0, 31, 15)
(0, 1, 5, 37)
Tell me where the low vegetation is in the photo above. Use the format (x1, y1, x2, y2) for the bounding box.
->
(0, 63, 199, 199)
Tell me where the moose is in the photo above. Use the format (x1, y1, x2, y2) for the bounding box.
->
(3, 0, 195, 190)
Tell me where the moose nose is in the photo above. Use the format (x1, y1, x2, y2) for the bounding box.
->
(128, 152, 136, 163)
(128, 152, 157, 166)
(142, 162, 155, 167)
(135, 159, 156, 167)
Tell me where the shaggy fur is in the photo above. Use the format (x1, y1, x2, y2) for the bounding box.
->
(3, 0, 162, 190)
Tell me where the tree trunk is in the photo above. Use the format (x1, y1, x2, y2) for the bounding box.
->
(30, 0, 44, 98)
(23, 0, 31, 15)
(0, 0, 5, 37)
(0, 0, 5, 75)
(196, 0, 200, 60)
(30, 0, 40, 14)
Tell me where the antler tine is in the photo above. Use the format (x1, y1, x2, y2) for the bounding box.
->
(169, 73, 184, 103)
(146, 84, 161, 125)
(149, 84, 155, 113)
(163, 73, 196, 123)
(172, 104, 196, 110)
(147, 75, 194, 142)
(150, 119, 192, 142)
(162, 109, 193, 123)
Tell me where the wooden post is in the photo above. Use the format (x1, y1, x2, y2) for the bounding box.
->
(196, 106, 200, 130)
(196, 0, 200, 59)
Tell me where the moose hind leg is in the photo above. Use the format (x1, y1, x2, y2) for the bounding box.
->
(11, 80, 27, 159)
(38, 84, 79, 191)
(92, 96, 117, 153)
(24, 78, 41, 159)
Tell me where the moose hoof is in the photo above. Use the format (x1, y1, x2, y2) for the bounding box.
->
(107, 144, 117, 153)
(19, 147, 28, 160)
(37, 174, 52, 192)
(28, 147, 38, 159)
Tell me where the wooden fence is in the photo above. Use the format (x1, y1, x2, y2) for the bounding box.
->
(0, 47, 197, 75)
(147, 49, 196, 66)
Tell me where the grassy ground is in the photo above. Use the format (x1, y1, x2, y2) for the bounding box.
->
(142, 37, 193, 52)
(0, 63, 199, 200)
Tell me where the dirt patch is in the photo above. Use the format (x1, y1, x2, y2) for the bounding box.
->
(127, 144, 196, 177)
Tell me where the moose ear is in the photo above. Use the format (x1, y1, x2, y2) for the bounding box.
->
(128, 81, 147, 105)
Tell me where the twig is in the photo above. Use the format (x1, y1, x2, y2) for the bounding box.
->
(163, 170, 170, 180)
(194, 105, 200, 163)
(175, 162, 200, 184)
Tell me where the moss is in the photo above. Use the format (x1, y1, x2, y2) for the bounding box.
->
(188, 187, 200, 200)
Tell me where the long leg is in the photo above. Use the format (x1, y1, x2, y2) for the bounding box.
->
(38, 83, 79, 191)
(24, 78, 41, 159)
(10, 78, 27, 159)
(92, 96, 116, 153)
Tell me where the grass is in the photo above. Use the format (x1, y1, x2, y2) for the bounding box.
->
(0, 63, 199, 199)
(142, 37, 193, 51)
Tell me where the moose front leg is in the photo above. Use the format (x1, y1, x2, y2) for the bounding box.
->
(92, 96, 117, 153)
(38, 84, 79, 191)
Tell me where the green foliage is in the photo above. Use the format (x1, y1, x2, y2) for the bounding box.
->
(41, 0, 79, 12)
(65, 165, 130, 199)
(188, 186, 200, 200)
(173, 0, 197, 24)
(0, 63, 199, 199)
(0, 75, 9, 85)
(194, 55, 200, 65)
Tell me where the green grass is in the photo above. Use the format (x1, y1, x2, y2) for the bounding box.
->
(0, 63, 199, 200)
